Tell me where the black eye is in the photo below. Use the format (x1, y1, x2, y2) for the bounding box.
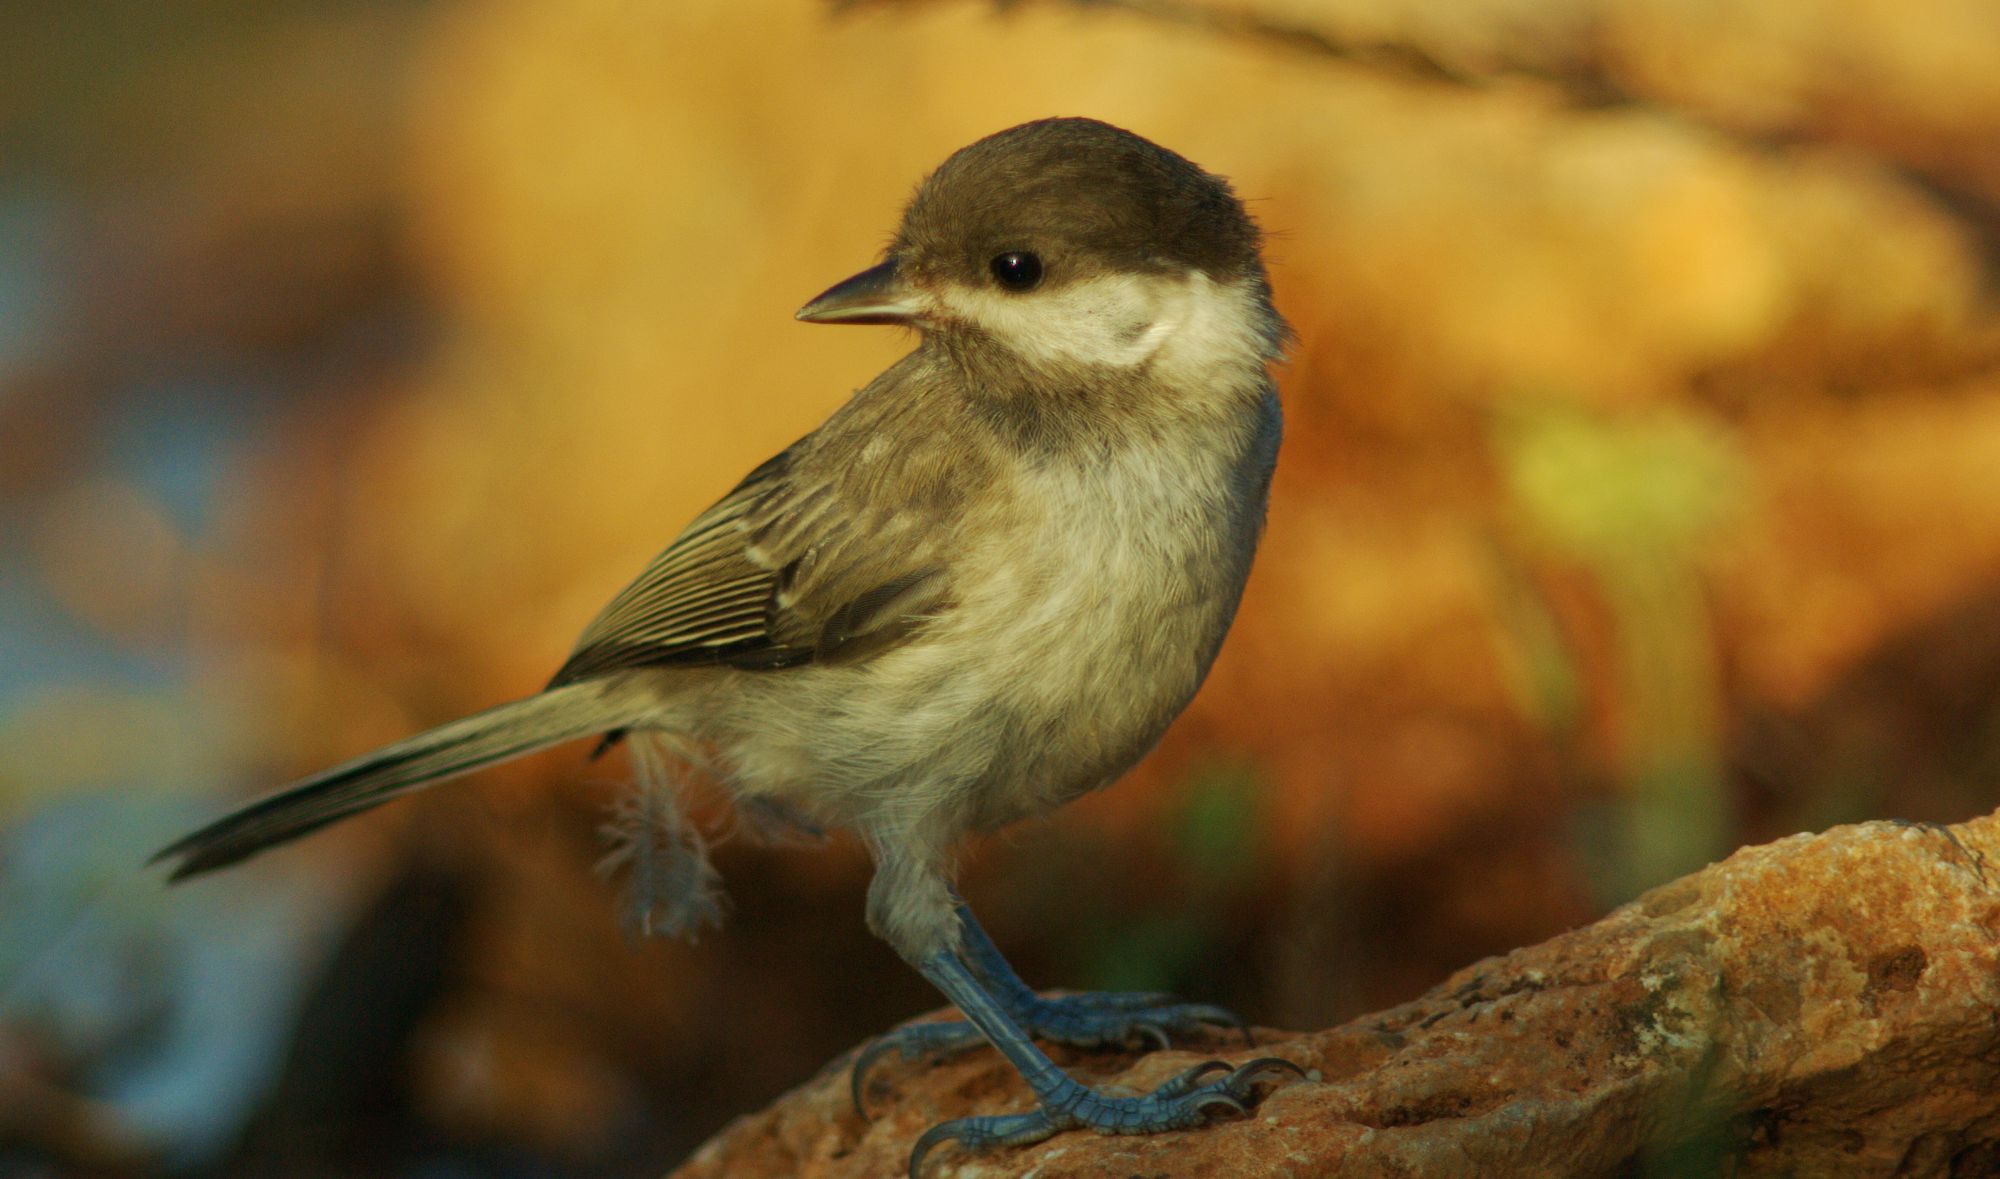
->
(989, 251, 1043, 291)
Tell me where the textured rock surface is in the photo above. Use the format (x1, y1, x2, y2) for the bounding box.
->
(672, 810, 2000, 1178)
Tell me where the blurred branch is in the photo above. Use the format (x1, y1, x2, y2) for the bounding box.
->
(838, 0, 1629, 102)
(841, 0, 2000, 277)
(674, 807, 2000, 1176)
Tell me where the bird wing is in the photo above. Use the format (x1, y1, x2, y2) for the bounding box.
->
(547, 446, 950, 685)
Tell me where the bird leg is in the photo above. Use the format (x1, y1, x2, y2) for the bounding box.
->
(899, 941, 1300, 1177)
(851, 900, 1248, 1114)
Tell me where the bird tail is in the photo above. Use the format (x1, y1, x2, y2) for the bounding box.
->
(153, 681, 638, 882)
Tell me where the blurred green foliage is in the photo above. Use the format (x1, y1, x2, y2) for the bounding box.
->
(1501, 403, 1748, 898)
(1079, 764, 1267, 994)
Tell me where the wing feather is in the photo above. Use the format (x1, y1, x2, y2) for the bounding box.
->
(547, 443, 951, 685)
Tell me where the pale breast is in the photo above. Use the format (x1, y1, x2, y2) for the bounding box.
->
(689, 383, 1279, 843)
(942, 394, 1279, 828)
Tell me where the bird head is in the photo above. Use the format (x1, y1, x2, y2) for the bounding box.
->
(796, 118, 1286, 392)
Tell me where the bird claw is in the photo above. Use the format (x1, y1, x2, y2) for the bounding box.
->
(1021, 991, 1251, 1051)
(906, 1055, 1302, 1177)
(852, 1021, 987, 1116)
(1151, 1058, 1233, 1098)
(853, 992, 1252, 1116)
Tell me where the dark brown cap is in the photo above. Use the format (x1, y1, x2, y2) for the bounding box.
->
(893, 117, 1264, 291)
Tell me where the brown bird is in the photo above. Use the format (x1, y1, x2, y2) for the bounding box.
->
(156, 116, 1300, 1173)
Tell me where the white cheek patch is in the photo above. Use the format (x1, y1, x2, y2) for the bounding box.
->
(940, 273, 1175, 369)
(1147, 272, 1281, 391)
(938, 271, 1273, 385)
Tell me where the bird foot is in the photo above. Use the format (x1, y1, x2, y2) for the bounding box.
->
(907, 1056, 1303, 1177)
(852, 991, 1250, 1115)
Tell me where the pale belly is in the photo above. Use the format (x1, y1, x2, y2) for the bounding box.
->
(690, 400, 1277, 843)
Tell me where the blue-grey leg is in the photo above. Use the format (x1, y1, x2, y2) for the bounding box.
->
(851, 901, 1250, 1113)
(903, 949, 1301, 1177)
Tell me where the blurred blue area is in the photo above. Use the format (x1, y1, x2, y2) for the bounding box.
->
(0, 789, 338, 1169)
(101, 376, 263, 536)
(0, 557, 169, 712)
(0, 173, 275, 711)
(0, 372, 267, 712)
(0, 21, 371, 1165)
(0, 193, 66, 380)
(0, 7, 450, 1171)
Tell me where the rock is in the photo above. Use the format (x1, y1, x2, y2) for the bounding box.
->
(671, 809, 2000, 1177)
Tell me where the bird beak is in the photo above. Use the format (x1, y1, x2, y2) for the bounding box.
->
(795, 259, 922, 325)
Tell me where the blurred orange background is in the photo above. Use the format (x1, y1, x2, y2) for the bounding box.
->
(4, 0, 1999, 1174)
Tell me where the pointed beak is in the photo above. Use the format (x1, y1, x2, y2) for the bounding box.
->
(795, 259, 922, 325)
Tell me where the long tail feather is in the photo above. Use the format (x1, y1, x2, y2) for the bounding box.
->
(153, 682, 634, 881)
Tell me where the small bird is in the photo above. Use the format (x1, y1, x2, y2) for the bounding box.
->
(155, 117, 1299, 1172)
